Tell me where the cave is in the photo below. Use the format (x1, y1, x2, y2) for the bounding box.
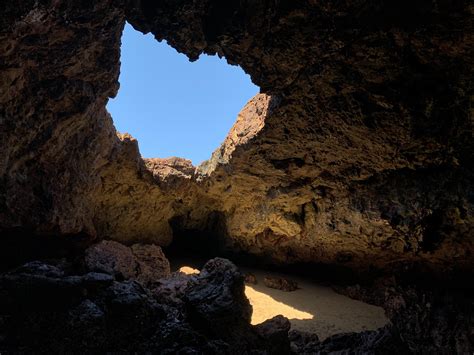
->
(0, 1, 473, 353)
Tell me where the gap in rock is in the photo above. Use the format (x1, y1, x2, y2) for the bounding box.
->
(107, 23, 259, 165)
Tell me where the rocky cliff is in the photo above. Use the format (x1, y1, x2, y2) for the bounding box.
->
(1, 0, 473, 278)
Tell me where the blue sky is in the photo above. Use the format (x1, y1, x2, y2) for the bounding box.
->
(107, 23, 259, 165)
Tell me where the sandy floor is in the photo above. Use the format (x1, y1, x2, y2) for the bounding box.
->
(242, 268, 389, 340)
(175, 260, 389, 340)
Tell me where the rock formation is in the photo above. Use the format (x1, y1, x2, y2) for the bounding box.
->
(84, 240, 170, 287)
(0, 0, 473, 352)
(263, 276, 299, 292)
(1, 0, 472, 276)
(0, 257, 283, 353)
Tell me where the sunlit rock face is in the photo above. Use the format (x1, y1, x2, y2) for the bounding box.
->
(126, 0, 473, 275)
(1, 0, 473, 278)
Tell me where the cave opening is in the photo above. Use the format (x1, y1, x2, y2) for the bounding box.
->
(107, 23, 259, 165)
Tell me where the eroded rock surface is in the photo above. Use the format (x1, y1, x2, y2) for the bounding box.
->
(0, 257, 287, 353)
(0, 1, 473, 352)
(333, 277, 474, 354)
(263, 276, 298, 292)
(1, 0, 472, 277)
(84, 240, 170, 287)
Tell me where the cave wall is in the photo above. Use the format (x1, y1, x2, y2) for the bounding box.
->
(1, 0, 473, 275)
(0, 1, 123, 235)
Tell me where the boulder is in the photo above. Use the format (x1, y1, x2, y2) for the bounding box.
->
(84, 240, 170, 287)
(185, 258, 254, 343)
(244, 273, 258, 284)
(0, 259, 284, 353)
(255, 315, 291, 354)
(84, 240, 137, 280)
(131, 243, 171, 286)
(263, 276, 298, 292)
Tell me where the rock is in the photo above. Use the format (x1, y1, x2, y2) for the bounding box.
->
(84, 240, 170, 287)
(131, 243, 171, 286)
(263, 276, 298, 292)
(244, 273, 258, 284)
(1, 0, 472, 282)
(0, 1, 473, 353)
(308, 326, 408, 354)
(289, 329, 320, 353)
(0, 259, 280, 353)
(85, 240, 137, 280)
(333, 277, 474, 354)
(154, 271, 197, 306)
(255, 315, 291, 354)
(185, 258, 254, 343)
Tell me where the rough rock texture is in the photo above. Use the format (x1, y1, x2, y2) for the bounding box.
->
(263, 276, 298, 292)
(255, 315, 292, 354)
(130, 0, 473, 276)
(185, 258, 256, 345)
(244, 273, 258, 285)
(290, 325, 409, 354)
(0, 1, 124, 237)
(1, 0, 472, 277)
(84, 240, 170, 286)
(0, 1, 473, 352)
(0, 258, 287, 353)
(333, 277, 474, 354)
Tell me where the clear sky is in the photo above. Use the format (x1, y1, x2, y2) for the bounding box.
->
(107, 23, 259, 165)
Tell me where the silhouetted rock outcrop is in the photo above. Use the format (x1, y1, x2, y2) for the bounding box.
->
(0, 257, 289, 353)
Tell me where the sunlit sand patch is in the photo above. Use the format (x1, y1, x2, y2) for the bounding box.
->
(179, 266, 200, 275)
(245, 285, 314, 324)
(172, 261, 389, 340)
(242, 269, 389, 340)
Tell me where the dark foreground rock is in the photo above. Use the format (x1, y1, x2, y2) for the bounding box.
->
(255, 316, 292, 354)
(0, 257, 286, 353)
(291, 326, 409, 354)
(0, 251, 471, 353)
(333, 277, 474, 354)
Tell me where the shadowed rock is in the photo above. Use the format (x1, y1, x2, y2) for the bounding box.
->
(264, 276, 298, 292)
(245, 272, 258, 284)
(85, 240, 170, 287)
(0, 257, 290, 353)
(185, 258, 254, 343)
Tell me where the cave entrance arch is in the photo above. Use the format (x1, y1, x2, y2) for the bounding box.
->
(107, 23, 259, 165)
